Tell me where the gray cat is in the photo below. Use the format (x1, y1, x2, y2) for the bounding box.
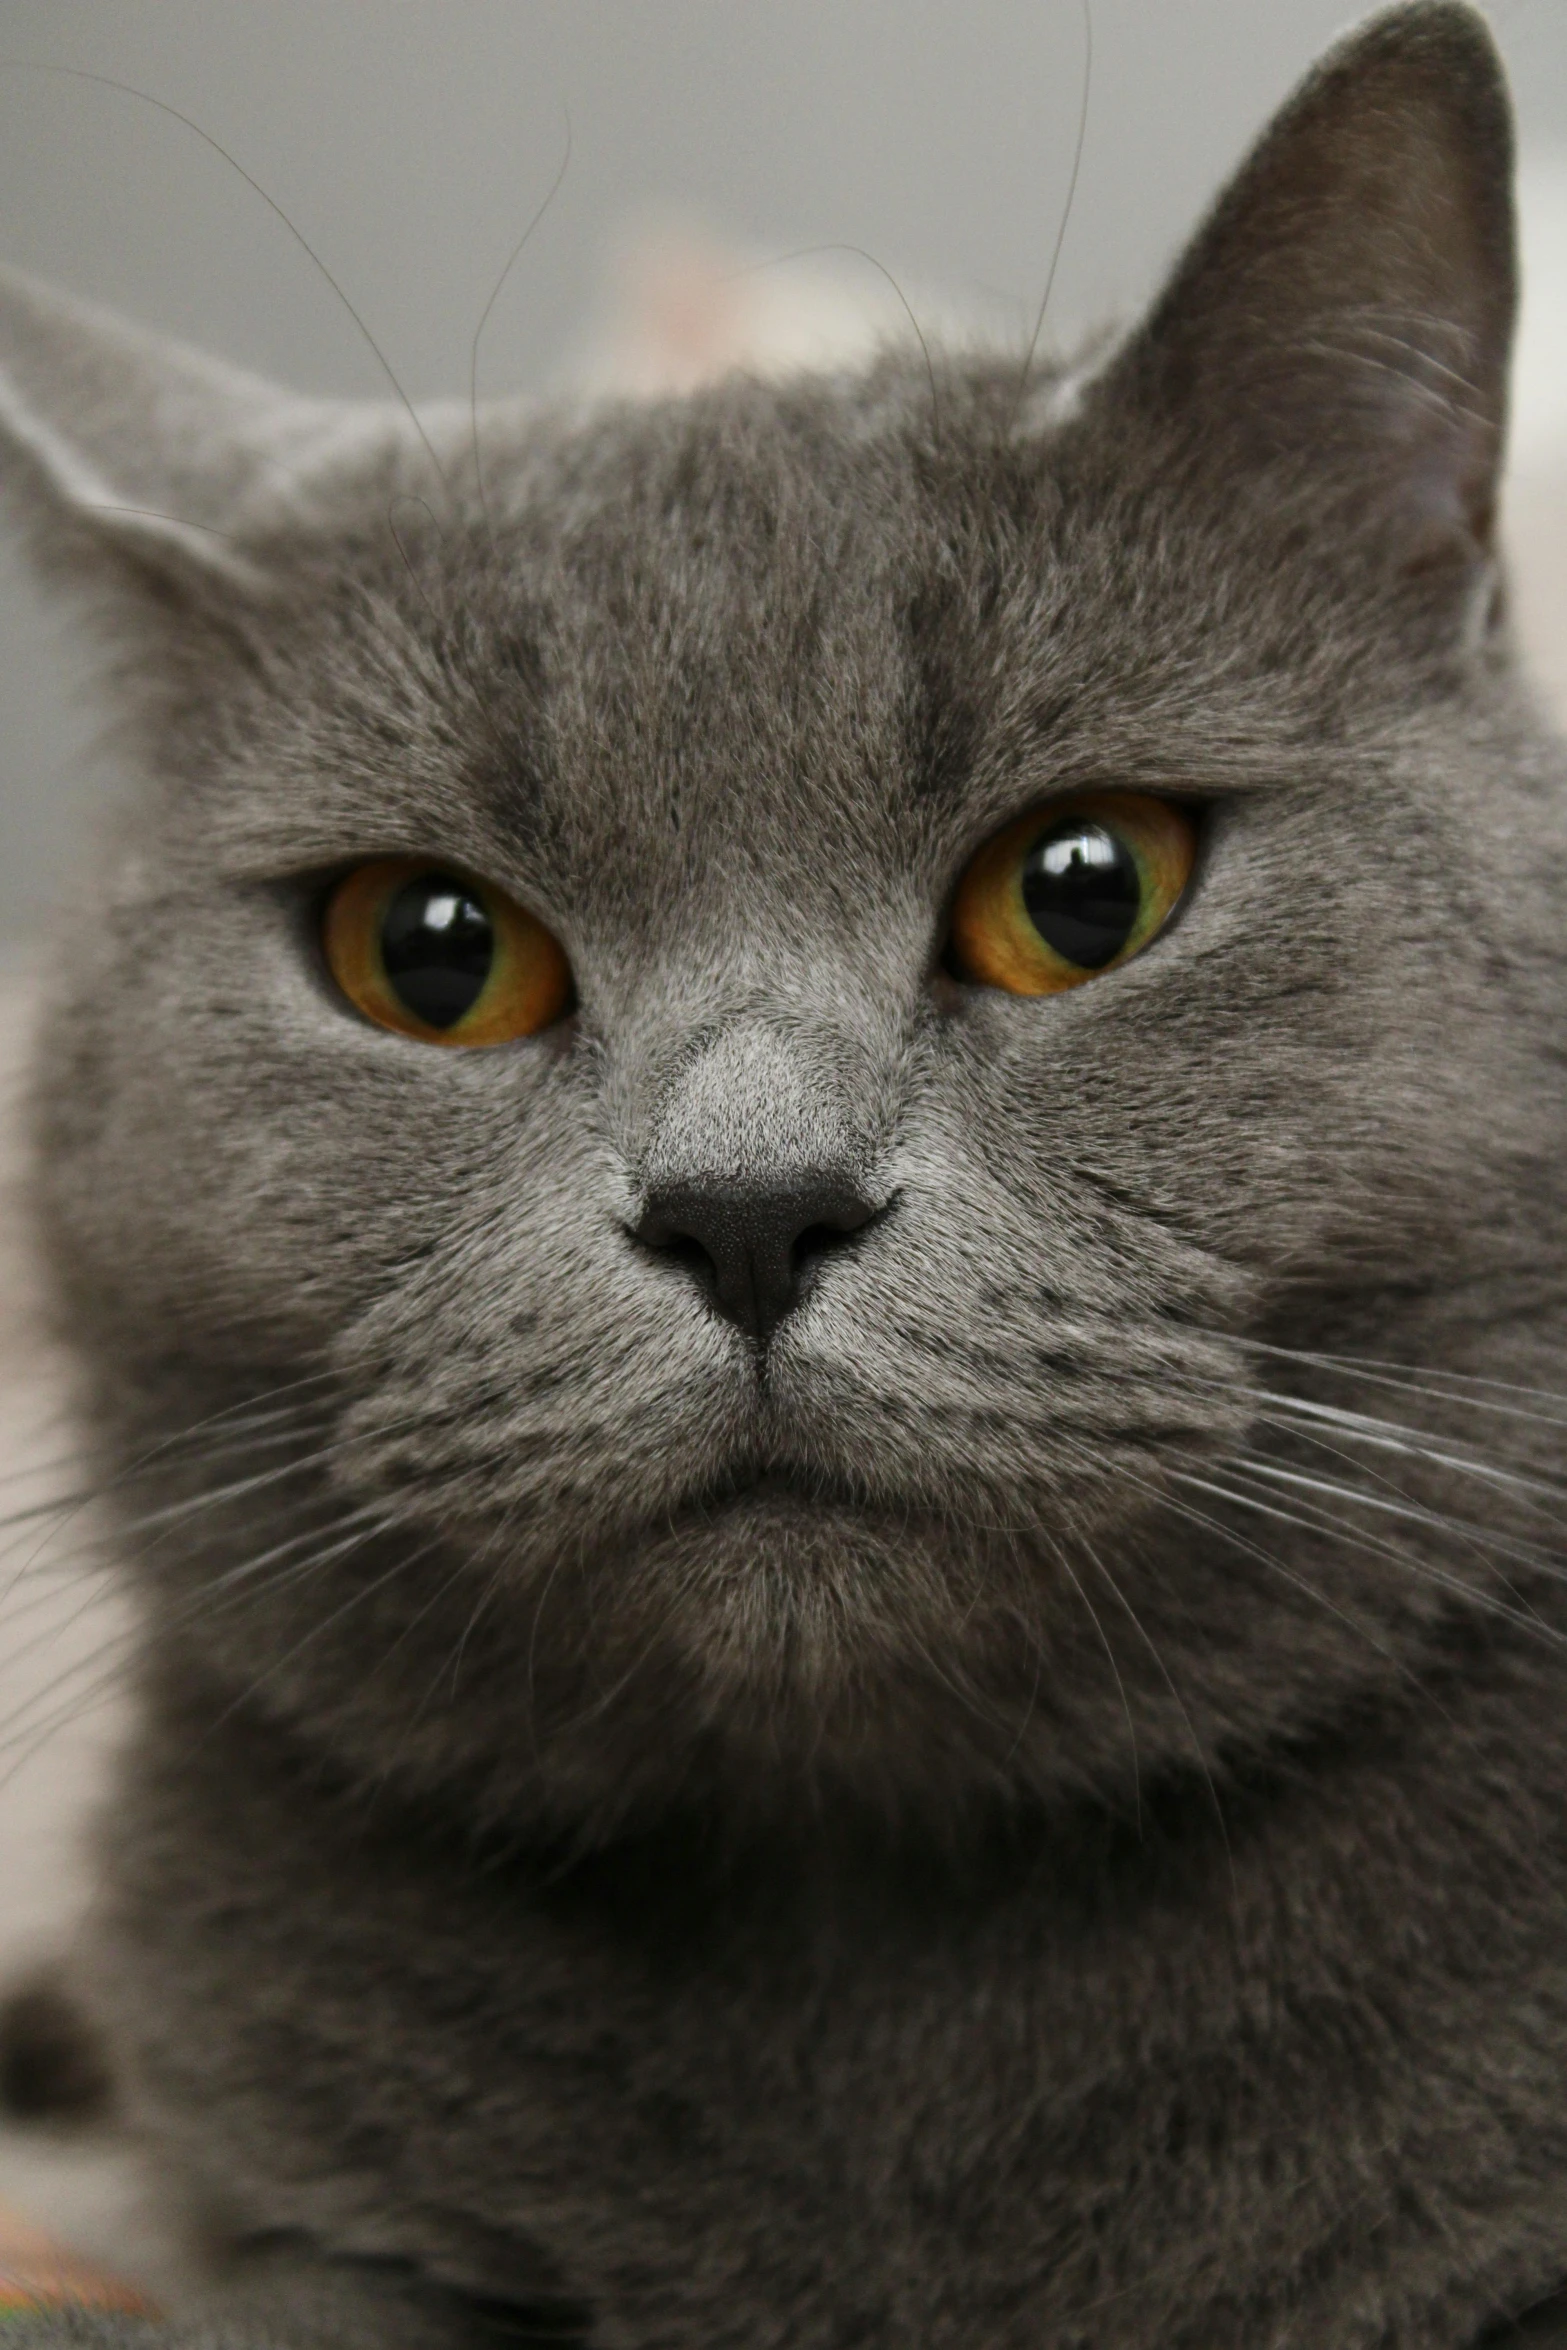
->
(2, 3, 1565, 2343)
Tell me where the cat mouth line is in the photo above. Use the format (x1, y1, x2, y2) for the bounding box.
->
(675, 1465, 878, 1521)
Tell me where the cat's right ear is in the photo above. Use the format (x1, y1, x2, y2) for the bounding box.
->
(0, 264, 373, 632)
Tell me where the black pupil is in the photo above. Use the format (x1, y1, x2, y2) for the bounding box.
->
(380, 873, 495, 1029)
(1020, 819, 1142, 970)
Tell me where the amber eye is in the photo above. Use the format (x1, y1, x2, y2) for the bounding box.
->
(323, 858, 572, 1045)
(948, 793, 1197, 996)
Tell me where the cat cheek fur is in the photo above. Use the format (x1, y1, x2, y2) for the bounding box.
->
(9, 6, 1567, 2346)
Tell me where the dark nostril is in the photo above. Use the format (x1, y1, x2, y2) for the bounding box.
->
(632, 1177, 880, 1345)
(794, 1222, 854, 1271)
(658, 1232, 712, 1276)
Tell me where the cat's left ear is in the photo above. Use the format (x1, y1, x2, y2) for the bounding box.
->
(0, 264, 381, 625)
(1095, 1, 1515, 591)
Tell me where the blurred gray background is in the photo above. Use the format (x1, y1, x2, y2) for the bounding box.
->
(1, 0, 1565, 951)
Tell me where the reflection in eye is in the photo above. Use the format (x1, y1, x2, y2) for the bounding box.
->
(379, 876, 496, 1032)
(948, 794, 1197, 996)
(323, 859, 573, 1046)
(1024, 819, 1143, 970)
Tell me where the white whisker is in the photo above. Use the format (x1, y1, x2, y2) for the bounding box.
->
(1170, 1469, 1567, 1658)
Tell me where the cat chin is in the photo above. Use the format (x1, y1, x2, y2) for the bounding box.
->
(279, 1490, 1087, 1839)
(484, 1495, 1107, 1831)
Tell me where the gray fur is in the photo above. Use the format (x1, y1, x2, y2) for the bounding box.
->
(4, 5, 1566, 2343)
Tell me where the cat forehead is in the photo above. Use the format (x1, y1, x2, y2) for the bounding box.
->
(212, 356, 1357, 891)
(400, 361, 1053, 668)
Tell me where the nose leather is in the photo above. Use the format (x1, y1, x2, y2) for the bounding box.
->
(633, 1177, 877, 1344)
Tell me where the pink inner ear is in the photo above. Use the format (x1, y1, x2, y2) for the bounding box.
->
(1312, 306, 1504, 556)
(1400, 425, 1499, 562)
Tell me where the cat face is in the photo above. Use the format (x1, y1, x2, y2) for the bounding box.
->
(8, 3, 1559, 1836)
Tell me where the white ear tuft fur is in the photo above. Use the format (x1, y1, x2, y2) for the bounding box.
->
(0, 264, 389, 592)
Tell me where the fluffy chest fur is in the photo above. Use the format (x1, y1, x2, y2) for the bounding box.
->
(106, 1665, 1567, 2350)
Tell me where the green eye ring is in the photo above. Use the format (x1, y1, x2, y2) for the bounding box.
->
(323, 858, 572, 1045)
(948, 793, 1197, 996)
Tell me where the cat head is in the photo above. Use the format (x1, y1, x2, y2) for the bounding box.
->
(3, 3, 1558, 1842)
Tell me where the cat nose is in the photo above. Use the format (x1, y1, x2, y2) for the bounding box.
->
(632, 1177, 879, 1345)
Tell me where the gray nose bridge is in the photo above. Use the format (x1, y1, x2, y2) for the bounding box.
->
(629, 1018, 886, 1344)
(637, 1019, 869, 1198)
